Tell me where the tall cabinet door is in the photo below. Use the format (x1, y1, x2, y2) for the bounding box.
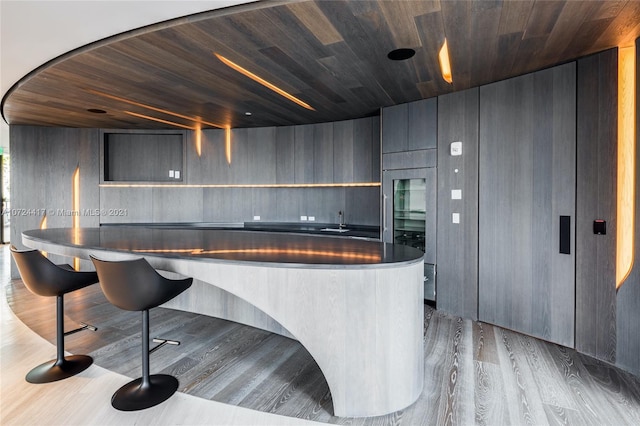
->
(479, 63, 576, 347)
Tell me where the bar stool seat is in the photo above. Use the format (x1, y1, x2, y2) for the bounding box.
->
(10, 246, 98, 383)
(90, 255, 192, 411)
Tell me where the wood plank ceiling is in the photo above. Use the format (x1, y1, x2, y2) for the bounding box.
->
(2, 0, 640, 130)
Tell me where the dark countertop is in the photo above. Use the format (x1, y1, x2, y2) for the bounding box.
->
(23, 227, 422, 267)
(101, 221, 381, 239)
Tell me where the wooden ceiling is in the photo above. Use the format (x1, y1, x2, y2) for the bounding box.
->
(3, 0, 640, 130)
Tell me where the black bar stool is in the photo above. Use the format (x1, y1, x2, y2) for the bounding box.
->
(90, 255, 192, 411)
(10, 246, 98, 383)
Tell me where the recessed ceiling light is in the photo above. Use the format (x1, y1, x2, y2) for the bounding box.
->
(87, 108, 106, 114)
(439, 39, 453, 84)
(245, 112, 252, 116)
(387, 48, 415, 61)
(214, 53, 315, 111)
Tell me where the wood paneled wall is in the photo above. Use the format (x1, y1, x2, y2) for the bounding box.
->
(575, 48, 617, 362)
(100, 117, 380, 226)
(10, 126, 100, 277)
(436, 88, 479, 320)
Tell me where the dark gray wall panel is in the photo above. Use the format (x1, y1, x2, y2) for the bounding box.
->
(381, 103, 408, 153)
(203, 187, 252, 223)
(333, 120, 354, 183)
(575, 49, 617, 362)
(276, 126, 295, 183)
(313, 122, 334, 183)
(294, 124, 315, 184)
(408, 98, 437, 150)
(371, 117, 381, 179)
(229, 128, 250, 184)
(274, 188, 302, 222)
(251, 188, 278, 221)
(152, 188, 204, 222)
(185, 128, 227, 184)
(99, 187, 153, 224)
(479, 63, 576, 347)
(436, 87, 479, 320)
(617, 39, 640, 376)
(306, 187, 344, 225)
(10, 126, 100, 276)
(352, 117, 376, 182)
(382, 149, 436, 171)
(346, 186, 380, 227)
(247, 127, 277, 184)
(382, 99, 437, 154)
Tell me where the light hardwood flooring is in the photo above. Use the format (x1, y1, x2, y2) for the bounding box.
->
(3, 244, 640, 425)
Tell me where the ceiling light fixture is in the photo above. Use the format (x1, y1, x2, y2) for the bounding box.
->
(88, 90, 226, 128)
(387, 48, 415, 61)
(439, 39, 453, 84)
(123, 111, 196, 130)
(214, 53, 315, 111)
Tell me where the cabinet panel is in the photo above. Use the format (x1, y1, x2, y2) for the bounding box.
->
(276, 126, 295, 183)
(382, 103, 408, 153)
(383, 149, 436, 170)
(479, 62, 576, 347)
(314, 122, 334, 183)
(247, 127, 277, 184)
(383, 99, 437, 154)
(294, 124, 315, 183)
(230, 128, 250, 184)
(333, 120, 354, 183)
(575, 48, 617, 362)
(352, 117, 376, 182)
(408, 98, 437, 150)
(437, 88, 479, 320)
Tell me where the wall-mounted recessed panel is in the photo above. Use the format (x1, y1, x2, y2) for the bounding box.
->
(104, 132, 184, 182)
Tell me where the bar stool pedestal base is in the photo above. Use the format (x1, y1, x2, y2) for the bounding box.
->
(111, 374, 178, 411)
(26, 354, 93, 383)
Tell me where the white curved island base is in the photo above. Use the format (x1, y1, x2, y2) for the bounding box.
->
(23, 228, 424, 417)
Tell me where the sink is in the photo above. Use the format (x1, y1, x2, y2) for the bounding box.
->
(321, 228, 349, 233)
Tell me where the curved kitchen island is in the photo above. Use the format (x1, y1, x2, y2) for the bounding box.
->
(22, 227, 424, 418)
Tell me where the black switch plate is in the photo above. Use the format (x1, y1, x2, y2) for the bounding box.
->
(560, 216, 571, 254)
(594, 220, 606, 235)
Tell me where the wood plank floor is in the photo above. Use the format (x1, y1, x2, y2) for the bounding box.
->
(5, 246, 640, 425)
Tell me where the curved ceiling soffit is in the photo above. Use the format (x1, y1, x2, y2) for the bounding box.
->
(0, 0, 299, 130)
(3, 0, 640, 131)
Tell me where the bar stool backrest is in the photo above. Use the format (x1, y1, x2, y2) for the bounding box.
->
(90, 256, 192, 312)
(11, 246, 95, 297)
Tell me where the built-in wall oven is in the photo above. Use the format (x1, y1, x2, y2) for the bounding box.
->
(382, 168, 436, 303)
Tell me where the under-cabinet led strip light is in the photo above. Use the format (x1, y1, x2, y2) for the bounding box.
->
(100, 182, 381, 188)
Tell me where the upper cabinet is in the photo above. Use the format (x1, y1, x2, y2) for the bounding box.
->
(382, 98, 437, 154)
